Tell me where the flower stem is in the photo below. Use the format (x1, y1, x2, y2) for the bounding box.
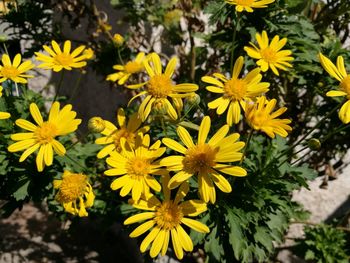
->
(240, 129, 254, 164)
(229, 13, 241, 73)
(53, 70, 65, 103)
(117, 47, 124, 65)
(68, 73, 82, 103)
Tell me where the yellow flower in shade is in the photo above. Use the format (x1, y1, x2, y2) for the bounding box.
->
(225, 0, 275, 12)
(161, 116, 247, 204)
(245, 96, 292, 138)
(124, 175, 209, 260)
(244, 31, 294, 76)
(8, 102, 81, 172)
(95, 108, 149, 159)
(104, 134, 166, 201)
(35, 40, 89, 72)
(319, 53, 350, 124)
(53, 170, 95, 217)
(106, 52, 146, 85)
(0, 54, 34, 83)
(113, 33, 124, 47)
(0, 86, 10, 120)
(202, 56, 270, 126)
(127, 53, 198, 121)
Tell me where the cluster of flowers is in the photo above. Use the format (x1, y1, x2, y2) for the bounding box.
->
(0, 0, 349, 259)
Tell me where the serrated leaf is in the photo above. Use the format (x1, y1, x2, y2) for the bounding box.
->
(13, 179, 30, 201)
(204, 225, 223, 261)
(254, 227, 273, 252)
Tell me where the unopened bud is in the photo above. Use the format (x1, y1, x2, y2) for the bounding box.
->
(0, 34, 7, 42)
(113, 34, 124, 47)
(308, 138, 321, 150)
(88, 117, 105, 133)
(187, 92, 200, 106)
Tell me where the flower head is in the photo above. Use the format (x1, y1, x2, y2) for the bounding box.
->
(225, 0, 275, 12)
(113, 33, 124, 46)
(8, 102, 81, 171)
(106, 52, 146, 85)
(161, 116, 247, 204)
(105, 134, 166, 201)
(35, 40, 89, 72)
(124, 175, 209, 260)
(127, 53, 198, 121)
(245, 96, 292, 138)
(244, 31, 294, 76)
(0, 54, 34, 83)
(95, 108, 149, 159)
(0, 86, 10, 120)
(202, 56, 270, 125)
(53, 170, 95, 217)
(319, 53, 350, 124)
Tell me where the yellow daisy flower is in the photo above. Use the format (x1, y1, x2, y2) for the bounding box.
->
(124, 175, 209, 260)
(113, 33, 124, 47)
(202, 56, 270, 125)
(106, 52, 146, 85)
(8, 102, 82, 172)
(0, 53, 34, 83)
(0, 86, 10, 120)
(244, 30, 294, 76)
(161, 116, 247, 204)
(95, 108, 149, 159)
(245, 96, 292, 138)
(105, 134, 166, 201)
(53, 170, 95, 217)
(225, 0, 275, 12)
(319, 53, 350, 124)
(127, 53, 198, 121)
(35, 40, 89, 72)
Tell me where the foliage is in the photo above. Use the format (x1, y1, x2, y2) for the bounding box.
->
(294, 224, 350, 263)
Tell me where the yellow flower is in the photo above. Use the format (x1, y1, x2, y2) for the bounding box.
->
(95, 108, 149, 159)
(245, 96, 292, 138)
(161, 116, 247, 204)
(225, 0, 275, 12)
(113, 33, 124, 46)
(0, 86, 10, 120)
(106, 52, 146, 85)
(127, 53, 198, 121)
(35, 40, 89, 72)
(0, 54, 34, 83)
(8, 102, 81, 172)
(164, 9, 183, 28)
(244, 30, 294, 76)
(83, 48, 94, 60)
(202, 56, 270, 125)
(53, 170, 95, 217)
(105, 134, 166, 201)
(319, 53, 350, 124)
(124, 175, 209, 260)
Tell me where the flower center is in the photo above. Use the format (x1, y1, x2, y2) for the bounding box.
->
(147, 74, 173, 98)
(224, 78, 247, 101)
(55, 53, 74, 66)
(34, 122, 58, 144)
(249, 110, 268, 128)
(57, 173, 87, 203)
(1, 66, 20, 78)
(261, 47, 277, 62)
(127, 157, 151, 179)
(235, 0, 254, 6)
(111, 128, 136, 150)
(340, 75, 350, 98)
(182, 144, 217, 174)
(124, 61, 143, 74)
(154, 201, 183, 230)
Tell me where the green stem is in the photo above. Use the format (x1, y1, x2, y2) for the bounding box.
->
(277, 102, 342, 160)
(2, 43, 8, 55)
(240, 129, 253, 164)
(53, 70, 65, 103)
(65, 153, 87, 172)
(117, 47, 124, 65)
(229, 13, 240, 73)
(14, 81, 19, 96)
(68, 73, 82, 103)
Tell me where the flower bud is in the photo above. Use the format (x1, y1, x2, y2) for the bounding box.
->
(187, 92, 200, 106)
(308, 138, 321, 150)
(88, 117, 105, 133)
(113, 34, 124, 47)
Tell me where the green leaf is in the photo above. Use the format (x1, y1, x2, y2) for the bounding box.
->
(13, 179, 30, 201)
(204, 225, 223, 261)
